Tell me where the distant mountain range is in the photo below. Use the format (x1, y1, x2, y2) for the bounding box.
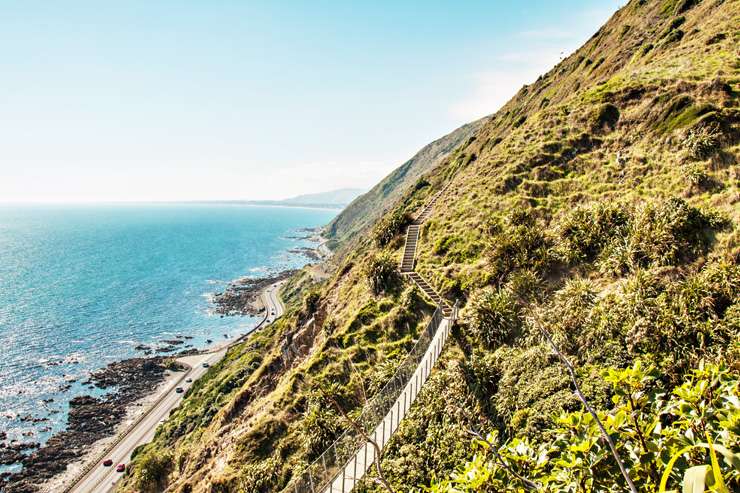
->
(246, 188, 365, 209)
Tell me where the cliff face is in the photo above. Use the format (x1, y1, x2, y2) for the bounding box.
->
(121, 0, 739, 491)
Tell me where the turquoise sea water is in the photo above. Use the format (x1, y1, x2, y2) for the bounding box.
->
(0, 203, 335, 468)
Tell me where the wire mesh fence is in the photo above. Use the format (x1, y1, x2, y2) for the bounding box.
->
(283, 302, 456, 493)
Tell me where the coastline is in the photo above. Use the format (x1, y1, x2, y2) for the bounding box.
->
(32, 280, 277, 493)
(0, 227, 326, 493)
(60, 280, 283, 493)
(38, 368, 184, 493)
(1, 356, 182, 492)
(1, 231, 325, 492)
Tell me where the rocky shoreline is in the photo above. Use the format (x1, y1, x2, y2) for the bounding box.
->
(0, 357, 185, 493)
(212, 270, 297, 316)
(0, 235, 324, 492)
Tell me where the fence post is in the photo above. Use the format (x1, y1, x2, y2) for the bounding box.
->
(403, 387, 407, 416)
(364, 441, 368, 476)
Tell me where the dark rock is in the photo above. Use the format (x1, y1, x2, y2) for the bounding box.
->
(161, 339, 185, 345)
(212, 269, 296, 317)
(0, 356, 178, 492)
(287, 247, 321, 261)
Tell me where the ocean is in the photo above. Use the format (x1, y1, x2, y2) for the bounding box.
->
(0, 203, 336, 472)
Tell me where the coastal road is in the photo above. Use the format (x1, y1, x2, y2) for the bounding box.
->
(262, 281, 285, 323)
(67, 281, 285, 493)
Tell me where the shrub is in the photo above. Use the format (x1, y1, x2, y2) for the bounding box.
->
(465, 288, 521, 348)
(134, 449, 173, 492)
(299, 394, 341, 460)
(414, 178, 430, 190)
(559, 198, 725, 274)
(538, 278, 598, 356)
(594, 103, 620, 130)
(425, 362, 740, 493)
(590, 261, 738, 381)
(237, 456, 280, 493)
(486, 212, 553, 285)
(374, 209, 411, 247)
(556, 202, 629, 264)
(491, 346, 577, 437)
(684, 122, 722, 160)
(617, 198, 718, 268)
(365, 251, 400, 295)
(681, 162, 710, 189)
(504, 268, 543, 302)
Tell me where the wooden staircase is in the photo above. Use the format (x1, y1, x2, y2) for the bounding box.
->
(413, 190, 443, 224)
(400, 224, 419, 273)
(400, 184, 453, 317)
(407, 272, 452, 316)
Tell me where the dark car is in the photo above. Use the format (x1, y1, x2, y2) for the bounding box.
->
(185, 378, 192, 383)
(175, 387, 184, 394)
(202, 362, 209, 368)
(103, 459, 113, 467)
(116, 463, 126, 473)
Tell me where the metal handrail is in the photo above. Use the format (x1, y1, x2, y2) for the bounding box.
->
(283, 305, 446, 493)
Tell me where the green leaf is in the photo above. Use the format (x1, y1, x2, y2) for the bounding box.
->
(705, 432, 729, 493)
(660, 445, 694, 492)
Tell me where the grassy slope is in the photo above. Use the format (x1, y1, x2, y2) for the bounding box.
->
(120, 0, 739, 491)
(325, 118, 486, 248)
(355, 0, 739, 490)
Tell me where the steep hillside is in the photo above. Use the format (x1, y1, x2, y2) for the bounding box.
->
(325, 118, 486, 246)
(119, 0, 739, 492)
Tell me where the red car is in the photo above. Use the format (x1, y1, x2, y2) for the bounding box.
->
(116, 463, 126, 473)
(102, 459, 113, 467)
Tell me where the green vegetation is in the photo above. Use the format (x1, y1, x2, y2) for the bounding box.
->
(425, 362, 739, 493)
(465, 287, 521, 348)
(120, 0, 739, 491)
(366, 251, 402, 295)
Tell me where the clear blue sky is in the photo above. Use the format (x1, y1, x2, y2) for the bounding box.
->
(0, 0, 622, 203)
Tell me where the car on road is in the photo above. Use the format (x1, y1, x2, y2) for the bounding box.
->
(116, 463, 126, 473)
(202, 362, 209, 368)
(185, 378, 192, 383)
(103, 459, 113, 467)
(175, 387, 184, 393)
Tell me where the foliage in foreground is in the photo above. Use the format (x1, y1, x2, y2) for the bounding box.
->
(424, 362, 739, 493)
